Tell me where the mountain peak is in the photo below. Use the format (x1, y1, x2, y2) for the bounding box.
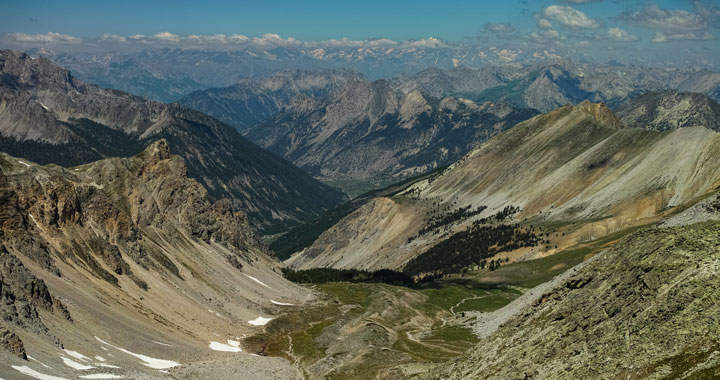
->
(143, 138, 171, 161)
(0, 50, 75, 90)
(574, 100, 623, 129)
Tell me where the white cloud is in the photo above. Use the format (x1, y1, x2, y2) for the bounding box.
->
(652, 31, 713, 43)
(576, 40, 592, 48)
(540, 5, 600, 28)
(4, 32, 81, 43)
(531, 29, 561, 40)
(100, 34, 127, 43)
(607, 27, 639, 42)
(538, 19, 554, 30)
(251, 33, 302, 47)
(152, 32, 180, 42)
(626, 4, 707, 32)
(403, 37, 447, 48)
(484, 23, 516, 34)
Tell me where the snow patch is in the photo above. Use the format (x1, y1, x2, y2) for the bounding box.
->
(94, 356, 106, 362)
(248, 316, 273, 326)
(271, 300, 294, 306)
(245, 274, 271, 288)
(152, 341, 172, 347)
(28, 356, 51, 368)
(227, 339, 240, 347)
(63, 349, 92, 362)
(96, 364, 121, 369)
(209, 341, 242, 352)
(79, 375, 125, 379)
(39, 102, 49, 110)
(94, 337, 179, 369)
(12, 366, 69, 380)
(61, 356, 94, 370)
(18, 160, 31, 167)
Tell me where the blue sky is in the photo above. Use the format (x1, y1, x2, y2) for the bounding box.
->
(0, 0, 718, 67)
(0, 0, 709, 41)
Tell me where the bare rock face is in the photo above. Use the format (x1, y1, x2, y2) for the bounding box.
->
(247, 77, 538, 180)
(0, 50, 344, 234)
(0, 326, 26, 359)
(617, 90, 720, 132)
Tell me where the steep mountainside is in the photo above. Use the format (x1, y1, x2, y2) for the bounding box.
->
(287, 101, 720, 273)
(0, 141, 308, 379)
(0, 50, 343, 234)
(248, 78, 537, 180)
(416, 219, 720, 379)
(177, 70, 361, 133)
(617, 90, 720, 131)
(391, 59, 720, 112)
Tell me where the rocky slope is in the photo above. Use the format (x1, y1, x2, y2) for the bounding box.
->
(247, 78, 537, 180)
(0, 140, 309, 379)
(416, 219, 720, 379)
(177, 70, 362, 133)
(287, 101, 720, 272)
(0, 50, 343, 234)
(617, 90, 720, 132)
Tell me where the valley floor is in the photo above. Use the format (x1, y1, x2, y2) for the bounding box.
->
(245, 224, 636, 379)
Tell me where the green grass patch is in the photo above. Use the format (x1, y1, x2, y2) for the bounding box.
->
(453, 290, 521, 313)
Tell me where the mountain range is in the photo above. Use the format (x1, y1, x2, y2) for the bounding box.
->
(0, 50, 343, 234)
(39, 47, 720, 108)
(176, 59, 720, 183)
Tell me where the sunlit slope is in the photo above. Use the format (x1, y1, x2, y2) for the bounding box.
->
(289, 101, 720, 272)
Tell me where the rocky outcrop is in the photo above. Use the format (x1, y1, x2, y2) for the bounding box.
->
(0, 50, 343, 234)
(617, 90, 720, 132)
